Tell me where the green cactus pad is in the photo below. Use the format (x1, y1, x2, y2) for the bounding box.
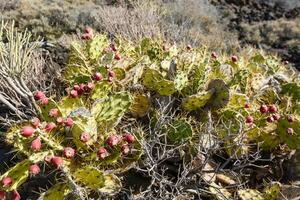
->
(0, 160, 30, 191)
(167, 119, 193, 144)
(98, 174, 122, 194)
(71, 119, 97, 148)
(281, 82, 300, 101)
(40, 98, 59, 122)
(238, 189, 264, 200)
(73, 167, 105, 190)
(130, 94, 150, 118)
(58, 97, 84, 118)
(41, 183, 71, 200)
(182, 91, 213, 111)
(92, 92, 132, 129)
(264, 182, 281, 200)
(174, 71, 189, 91)
(91, 81, 112, 100)
(87, 35, 107, 61)
(277, 119, 300, 149)
(113, 68, 126, 81)
(205, 79, 230, 110)
(142, 68, 176, 96)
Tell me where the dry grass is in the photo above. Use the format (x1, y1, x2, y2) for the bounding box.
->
(0, 0, 239, 51)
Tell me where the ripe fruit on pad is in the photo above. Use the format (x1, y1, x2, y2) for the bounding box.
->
(114, 53, 121, 60)
(108, 76, 114, 82)
(211, 52, 218, 59)
(272, 114, 280, 121)
(110, 43, 117, 51)
(268, 105, 277, 113)
(121, 144, 130, 155)
(51, 156, 63, 168)
(70, 90, 78, 98)
(1, 177, 12, 187)
(231, 55, 238, 62)
(49, 108, 59, 118)
(286, 128, 294, 135)
(12, 190, 20, 200)
(123, 133, 135, 143)
(40, 97, 49, 106)
(80, 132, 91, 143)
(64, 118, 73, 127)
(245, 116, 254, 124)
(244, 103, 250, 109)
(31, 117, 40, 128)
(21, 126, 35, 138)
(287, 115, 295, 123)
(56, 117, 64, 126)
(29, 164, 40, 175)
(108, 70, 115, 78)
(73, 84, 80, 91)
(45, 122, 56, 132)
(31, 137, 42, 151)
(0, 191, 5, 200)
(63, 147, 75, 158)
(84, 27, 93, 35)
(81, 33, 92, 40)
(93, 72, 103, 81)
(260, 105, 268, 113)
(34, 91, 46, 100)
(106, 135, 119, 147)
(97, 147, 108, 159)
(267, 116, 275, 123)
(85, 82, 95, 92)
(186, 44, 192, 50)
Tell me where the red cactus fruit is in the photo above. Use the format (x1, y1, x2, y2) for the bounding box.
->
(70, 90, 78, 98)
(45, 122, 56, 133)
(84, 27, 93, 35)
(31, 117, 40, 128)
(110, 43, 117, 51)
(85, 82, 95, 92)
(245, 116, 254, 124)
(34, 91, 46, 100)
(244, 103, 250, 109)
(231, 55, 238, 62)
(287, 115, 295, 123)
(108, 70, 115, 78)
(268, 105, 277, 113)
(260, 105, 269, 114)
(211, 52, 218, 59)
(40, 97, 49, 106)
(0, 191, 5, 200)
(283, 60, 289, 65)
(31, 137, 42, 151)
(267, 116, 275, 123)
(123, 133, 135, 144)
(21, 126, 35, 138)
(114, 53, 121, 60)
(29, 164, 40, 175)
(1, 177, 12, 187)
(97, 147, 108, 159)
(63, 147, 75, 159)
(56, 117, 64, 126)
(12, 190, 20, 200)
(93, 72, 103, 81)
(121, 144, 130, 155)
(106, 135, 119, 147)
(272, 114, 280, 121)
(73, 84, 80, 91)
(186, 45, 192, 50)
(64, 118, 73, 127)
(286, 128, 294, 135)
(108, 76, 114, 82)
(51, 156, 63, 168)
(49, 108, 59, 118)
(80, 132, 91, 143)
(81, 33, 92, 40)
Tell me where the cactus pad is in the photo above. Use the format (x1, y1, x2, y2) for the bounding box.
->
(166, 119, 193, 144)
(237, 189, 264, 200)
(205, 79, 230, 110)
(182, 91, 213, 111)
(41, 183, 71, 200)
(130, 94, 150, 118)
(91, 81, 112, 100)
(277, 119, 300, 149)
(58, 97, 84, 118)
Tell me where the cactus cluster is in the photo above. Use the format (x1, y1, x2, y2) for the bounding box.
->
(1, 28, 299, 199)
